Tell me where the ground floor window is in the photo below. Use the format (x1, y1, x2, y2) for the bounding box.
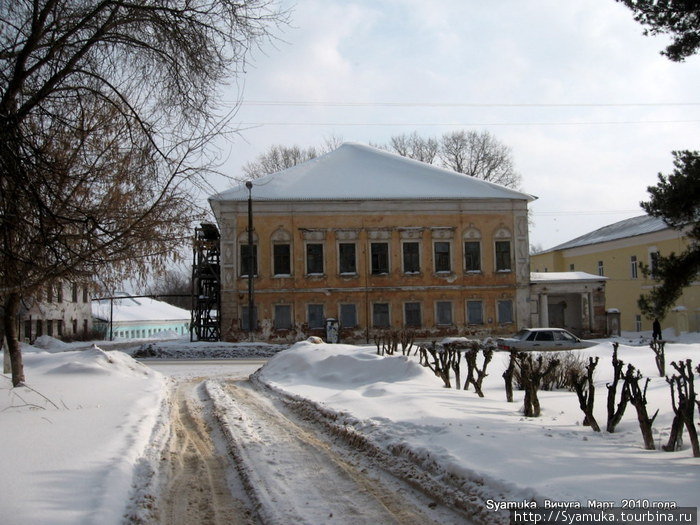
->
(436, 301, 453, 326)
(274, 305, 293, 330)
(308, 304, 324, 329)
(404, 302, 421, 327)
(497, 300, 513, 324)
(466, 300, 483, 325)
(47, 320, 53, 337)
(635, 314, 642, 332)
(372, 303, 390, 328)
(339, 304, 357, 328)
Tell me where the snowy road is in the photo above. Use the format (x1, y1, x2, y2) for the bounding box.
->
(147, 360, 471, 524)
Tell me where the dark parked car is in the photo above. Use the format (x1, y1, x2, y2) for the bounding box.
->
(496, 328, 595, 351)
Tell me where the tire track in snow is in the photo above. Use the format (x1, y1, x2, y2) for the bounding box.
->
(159, 380, 257, 525)
(207, 379, 469, 525)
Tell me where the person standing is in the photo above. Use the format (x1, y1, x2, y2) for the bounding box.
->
(652, 318, 662, 341)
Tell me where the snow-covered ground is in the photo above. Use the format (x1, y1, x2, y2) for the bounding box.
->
(1, 334, 699, 524)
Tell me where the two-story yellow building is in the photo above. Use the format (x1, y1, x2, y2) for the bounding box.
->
(531, 214, 698, 335)
(210, 143, 535, 342)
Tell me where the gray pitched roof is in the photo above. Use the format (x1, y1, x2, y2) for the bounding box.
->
(210, 142, 536, 202)
(542, 215, 670, 253)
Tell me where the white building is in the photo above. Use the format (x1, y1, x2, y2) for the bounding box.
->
(92, 295, 191, 340)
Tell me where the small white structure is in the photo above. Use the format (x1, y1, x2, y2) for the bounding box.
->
(92, 295, 190, 340)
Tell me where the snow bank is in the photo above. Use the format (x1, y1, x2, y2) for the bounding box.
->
(257, 340, 700, 512)
(0, 347, 166, 525)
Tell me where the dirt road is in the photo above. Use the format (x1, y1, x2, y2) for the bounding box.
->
(156, 374, 470, 524)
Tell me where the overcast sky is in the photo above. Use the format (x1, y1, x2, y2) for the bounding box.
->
(211, 0, 700, 251)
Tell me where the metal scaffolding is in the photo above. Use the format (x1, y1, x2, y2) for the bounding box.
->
(191, 222, 221, 341)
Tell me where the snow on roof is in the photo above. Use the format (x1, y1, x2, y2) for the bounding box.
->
(210, 142, 536, 203)
(530, 271, 608, 283)
(92, 295, 190, 323)
(542, 215, 669, 253)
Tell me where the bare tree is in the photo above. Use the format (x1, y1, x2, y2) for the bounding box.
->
(242, 135, 343, 179)
(0, 0, 284, 386)
(379, 130, 521, 189)
(145, 266, 192, 310)
(439, 130, 521, 188)
(386, 132, 439, 164)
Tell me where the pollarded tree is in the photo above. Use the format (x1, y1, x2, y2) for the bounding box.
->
(0, 0, 284, 386)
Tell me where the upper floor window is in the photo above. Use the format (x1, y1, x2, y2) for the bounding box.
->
(495, 241, 511, 272)
(338, 243, 357, 274)
(434, 242, 451, 273)
(649, 251, 660, 279)
(402, 242, 420, 274)
(273, 244, 291, 276)
(597, 260, 604, 276)
(371, 242, 389, 275)
(464, 241, 481, 272)
(71, 283, 78, 303)
(306, 243, 324, 275)
(240, 244, 258, 277)
(630, 255, 638, 279)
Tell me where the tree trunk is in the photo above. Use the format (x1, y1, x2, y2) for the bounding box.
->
(4, 293, 25, 386)
(503, 352, 516, 403)
(662, 415, 684, 451)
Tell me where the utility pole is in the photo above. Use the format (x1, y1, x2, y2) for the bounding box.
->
(246, 181, 255, 338)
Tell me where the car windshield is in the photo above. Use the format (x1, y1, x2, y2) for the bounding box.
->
(513, 329, 531, 340)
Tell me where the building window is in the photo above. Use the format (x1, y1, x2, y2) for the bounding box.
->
(241, 306, 258, 331)
(274, 305, 293, 330)
(339, 304, 358, 328)
(495, 241, 511, 271)
(71, 283, 78, 303)
(72, 319, 78, 334)
(635, 314, 642, 332)
(372, 303, 390, 328)
(36, 320, 43, 338)
(464, 241, 481, 272)
(597, 260, 604, 276)
(630, 255, 638, 279)
(306, 243, 324, 275)
(24, 320, 31, 341)
(338, 243, 357, 274)
(650, 251, 660, 278)
(46, 320, 53, 337)
(498, 300, 514, 324)
(307, 304, 324, 329)
(569, 264, 575, 271)
(273, 244, 291, 276)
(83, 319, 88, 335)
(55, 283, 63, 303)
(404, 302, 421, 328)
(466, 301, 483, 325)
(56, 320, 63, 337)
(240, 244, 258, 277)
(402, 242, 420, 273)
(371, 242, 389, 275)
(434, 242, 451, 273)
(46, 285, 53, 303)
(82, 286, 88, 303)
(436, 301, 453, 325)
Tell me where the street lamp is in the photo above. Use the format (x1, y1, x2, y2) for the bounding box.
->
(246, 181, 254, 338)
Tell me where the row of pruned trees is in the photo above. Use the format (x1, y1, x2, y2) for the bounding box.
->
(402, 335, 699, 456)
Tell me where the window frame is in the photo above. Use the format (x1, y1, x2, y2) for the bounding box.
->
(435, 301, 453, 326)
(273, 304, 293, 330)
(433, 241, 452, 273)
(404, 302, 422, 328)
(307, 304, 325, 329)
(402, 241, 421, 274)
(497, 299, 514, 325)
(463, 241, 481, 273)
(372, 302, 390, 328)
(370, 242, 390, 275)
(239, 243, 258, 278)
(338, 242, 357, 275)
(339, 303, 358, 328)
(306, 242, 325, 275)
(495, 240, 512, 272)
(630, 255, 638, 279)
(466, 300, 484, 325)
(273, 243, 292, 276)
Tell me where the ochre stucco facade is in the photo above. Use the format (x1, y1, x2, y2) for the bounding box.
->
(211, 198, 531, 343)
